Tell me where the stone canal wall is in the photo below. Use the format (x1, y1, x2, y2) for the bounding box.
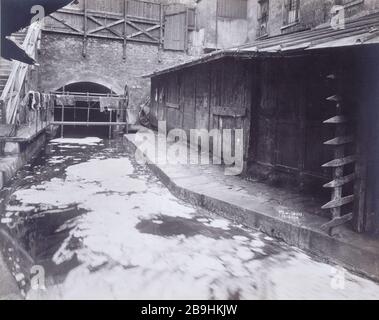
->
(0, 132, 48, 190)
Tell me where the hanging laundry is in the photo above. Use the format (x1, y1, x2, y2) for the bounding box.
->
(41, 93, 46, 109)
(99, 97, 107, 112)
(21, 92, 33, 111)
(28, 91, 36, 110)
(34, 92, 41, 110)
(56, 95, 75, 106)
(40, 93, 45, 109)
(108, 97, 120, 111)
(99, 97, 120, 112)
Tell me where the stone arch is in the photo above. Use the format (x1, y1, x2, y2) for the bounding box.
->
(49, 73, 125, 95)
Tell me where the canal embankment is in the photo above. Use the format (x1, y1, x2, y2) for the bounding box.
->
(0, 127, 56, 299)
(123, 132, 379, 283)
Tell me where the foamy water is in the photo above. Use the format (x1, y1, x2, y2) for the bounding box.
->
(2, 138, 379, 300)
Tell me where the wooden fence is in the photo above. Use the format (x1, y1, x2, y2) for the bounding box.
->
(43, 0, 195, 53)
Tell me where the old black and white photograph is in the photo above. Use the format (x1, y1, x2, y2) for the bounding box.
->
(0, 0, 379, 303)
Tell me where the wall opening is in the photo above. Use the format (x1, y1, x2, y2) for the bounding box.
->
(55, 82, 120, 138)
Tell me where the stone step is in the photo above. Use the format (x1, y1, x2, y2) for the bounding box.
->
(0, 69, 12, 74)
(0, 62, 12, 69)
(10, 31, 27, 45)
(0, 61, 12, 66)
(0, 71, 11, 78)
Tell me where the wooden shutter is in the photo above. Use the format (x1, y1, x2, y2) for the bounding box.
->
(163, 8, 188, 51)
(283, 0, 290, 24)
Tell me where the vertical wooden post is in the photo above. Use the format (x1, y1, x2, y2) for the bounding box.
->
(60, 103, 64, 138)
(331, 98, 345, 221)
(215, 0, 219, 50)
(74, 96, 76, 128)
(298, 59, 307, 190)
(184, 8, 189, 53)
(353, 82, 369, 232)
(86, 93, 90, 127)
(0, 100, 6, 126)
(36, 107, 39, 134)
(158, 3, 164, 62)
(353, 127, 368, 232)
(109, 109, 112, 139)
(123, 0, 128, 60)
(321, 72, 355, 235)
(83, 0, 88, 57)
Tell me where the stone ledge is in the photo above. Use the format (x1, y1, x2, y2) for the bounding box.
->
(124, 133, 379, 282)
(0, 132, 47, 300)
(0, 249, 21, 300)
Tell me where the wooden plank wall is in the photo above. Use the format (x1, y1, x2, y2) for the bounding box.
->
(352, 48, 379, 234)
(44, 0, 194, 50)
(67, 0, 160, 17)
(251, 56, 336, 190)
(150, 58, 251, 169)
(217, 0, 248, 19)
(150, 51, 378, 235)
(164, 11, 187, 51)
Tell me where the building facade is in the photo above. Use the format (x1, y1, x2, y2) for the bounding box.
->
(147, 1, 379, 235)
(192, 0, 379, 51)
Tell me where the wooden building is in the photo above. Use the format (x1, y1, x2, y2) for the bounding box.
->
(146, 13, 379, 235)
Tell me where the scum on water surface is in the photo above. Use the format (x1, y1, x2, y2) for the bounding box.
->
(1, 137, 379, 300)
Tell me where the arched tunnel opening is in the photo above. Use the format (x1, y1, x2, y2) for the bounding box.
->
(54, 82, 125, 138)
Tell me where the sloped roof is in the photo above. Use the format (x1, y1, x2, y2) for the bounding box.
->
(144, 12, 379, 78)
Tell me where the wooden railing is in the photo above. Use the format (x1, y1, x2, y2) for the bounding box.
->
(0, 22, 42, 125)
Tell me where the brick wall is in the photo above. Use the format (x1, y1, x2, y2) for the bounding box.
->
(38, 33, 192, 123)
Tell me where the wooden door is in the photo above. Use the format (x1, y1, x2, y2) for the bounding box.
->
(195, 65, 210, 130)
(164, 9, 187, 51)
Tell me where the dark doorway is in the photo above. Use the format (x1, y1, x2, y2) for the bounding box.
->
(55, 82, 118, 138)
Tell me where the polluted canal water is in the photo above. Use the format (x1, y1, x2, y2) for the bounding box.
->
(1, 136, 379, 299)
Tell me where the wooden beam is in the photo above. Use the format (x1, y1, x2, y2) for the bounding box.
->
(125, 19, 159, 42)
(323, 115, 349, 124)
(321, 213, 353, 232)
(184, 8, 189, 53)
(42, 28, 159, 45)
(322, 195, 355, 210)
(322, 155, 357, 168)
(49, 14, 84, 34)
(212, 106, 246, 118)
(166, 102, 180, 109)
(159, 3, 163, 49)
(51, 121, 127, 126)
(353, 98, 369, 232)
(323, 173, 356, 188)
(324, 135, 355, 146)
(327, 94, 342, 102)
(123, 0, 127, 59)
(87, 15, 124, 38)
(127, 24, 160, 40)
(83, 0, 88, 57)
(57, 8, 160, 24)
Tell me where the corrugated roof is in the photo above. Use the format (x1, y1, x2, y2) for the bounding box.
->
(144, 12, 379, 78)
